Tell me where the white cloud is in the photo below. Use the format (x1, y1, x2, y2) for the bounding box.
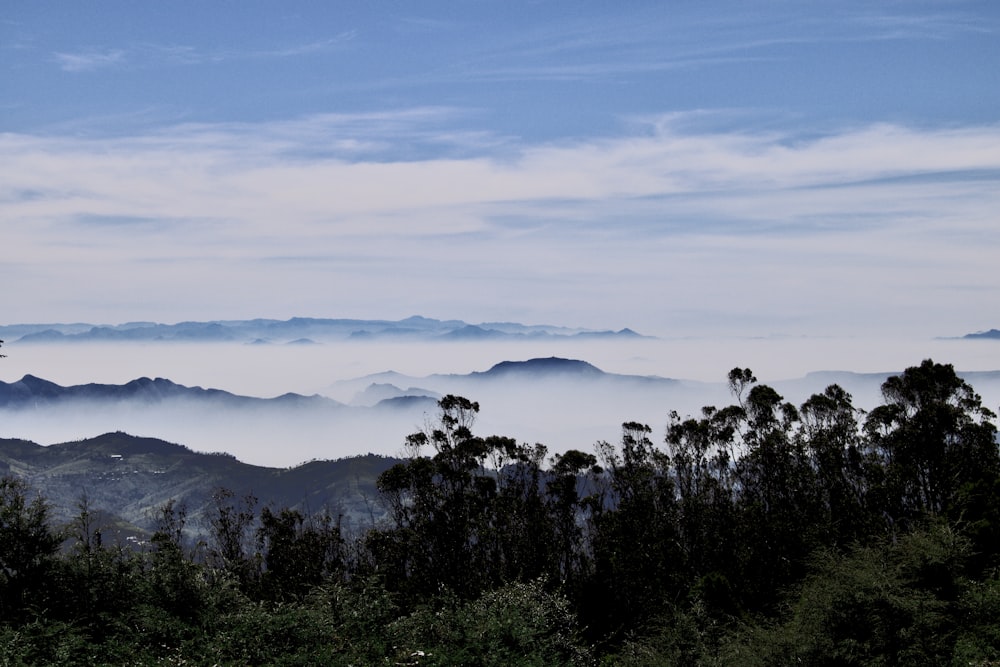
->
(4, 115, 998, 235)
(2, 113, 998, 334)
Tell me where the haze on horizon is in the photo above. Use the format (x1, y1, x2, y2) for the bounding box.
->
(2, 335, 999, 467)
(2, 2, 999, 340)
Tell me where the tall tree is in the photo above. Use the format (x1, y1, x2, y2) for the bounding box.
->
(0, 476, 61, 622)
(865, 360, 999, 523)
(588, 423, 681, 638)
(664, 404, 741, 608)
(797, 384, 869, 545)
(373, 395, 509, 601)
(729, 372, 815, 608)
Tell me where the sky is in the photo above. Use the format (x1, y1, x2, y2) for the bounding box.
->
(3, 1, 1000, 338)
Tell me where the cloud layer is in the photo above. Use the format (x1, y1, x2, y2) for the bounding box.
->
(3, 111, 999, 335)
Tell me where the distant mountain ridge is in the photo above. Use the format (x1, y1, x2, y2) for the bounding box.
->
(338, 356, 679, 403)
(4, 356, 998, 472)
(963, 329, 1000, 340)
(1, 317, 651, 345)
(477, 357, 605, 378)
(0, 357, 672, 411)
(0, 374, 339, 410)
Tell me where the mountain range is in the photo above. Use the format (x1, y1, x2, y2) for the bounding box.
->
(0, 356, 672, 409)
(3, 354, 998, 477)
(0, 356, 693, 467)
(0, 373, 343, 411)
(0, 317, 647, 345)
(0, 431, 401, 542)
(4, 356, 999, 544)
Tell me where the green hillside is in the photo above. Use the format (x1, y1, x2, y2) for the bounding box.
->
(0, 432, 400, 538)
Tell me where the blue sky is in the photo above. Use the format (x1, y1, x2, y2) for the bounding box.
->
(3, 1, 999, 337)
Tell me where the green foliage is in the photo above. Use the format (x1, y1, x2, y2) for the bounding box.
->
(598, 599, 727, 667)
(257, 506, 343, 601)
(197, 601, 341, 666)
(953, 574, 1000, 664)
(207, 488, 259, 592)
(865, 359, 999, 523)
(0, 476, 62, 623)
(386, 579, 592, 667)
(721, 523, 970, 665)
(0, 619, 96, 667)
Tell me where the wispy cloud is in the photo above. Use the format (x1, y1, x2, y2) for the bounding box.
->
(3, 112, 998, 334)
(422, 5, 995, 88)
(50, 33, 355, 72)
(850, 10, 997, 40)
(52, 49, 125, 72)
(264, 34, 356, 58)
(4, 113, 999, 234)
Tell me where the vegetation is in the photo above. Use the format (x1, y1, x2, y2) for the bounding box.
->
(1, 359, 999, 665)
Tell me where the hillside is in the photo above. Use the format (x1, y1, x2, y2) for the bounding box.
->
(0, 432, 401, 538)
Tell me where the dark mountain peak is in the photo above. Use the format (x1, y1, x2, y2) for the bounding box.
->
(0, 375, 66, 404)
(481, 357, 605, 377)
(964, 329, 1000, 340)
(18, 374, 62, 390)
(375, 395, 438, 410)
(124, 376, 162, 387)
(52, 431, 194, 457)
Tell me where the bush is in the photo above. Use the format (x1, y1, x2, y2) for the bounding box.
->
(387, 579, 593, 667)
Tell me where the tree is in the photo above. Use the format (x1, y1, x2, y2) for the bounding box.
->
(727, 372, 815, 610)
(664, 404, 741, 610)
(547, 449, 601, 586)
(257, 506, 343, 601)
(0, 476, 61, 622)
(373, 395, 503, 602)
(724, 524, 971, 665)
(146, 500, 206, 621)
(864, 360, 999, 524)
(482, 437, 555, 585)
(206, 488, 259, 592)
(52, 494, 142, 643)
(797, 384, 869, 544)
(588, 423, 682, 639)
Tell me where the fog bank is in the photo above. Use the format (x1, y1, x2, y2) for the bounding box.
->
(2, 336, 998, 467)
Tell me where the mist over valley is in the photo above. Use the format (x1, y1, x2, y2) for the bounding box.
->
(2, 318, 998, 468)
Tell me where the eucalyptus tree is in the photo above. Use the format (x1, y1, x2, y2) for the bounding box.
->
(797, 384, 869, 545)
(588, 422, 682, 639)
(719, 370, 811, 608)
(664, 404, 741, 606)
(373, 395, 553, 603)
(864, 360, 1000, 558)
